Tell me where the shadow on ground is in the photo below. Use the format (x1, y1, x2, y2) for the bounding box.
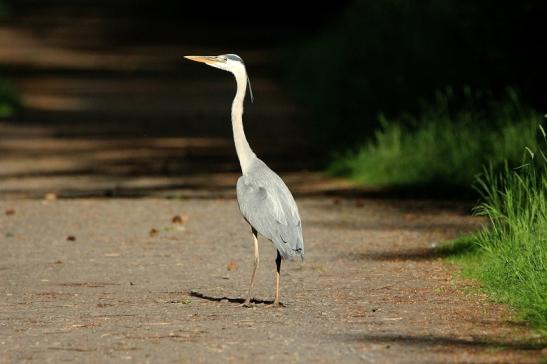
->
(346, 333, 545, 351)
(189, 290, 278, 305)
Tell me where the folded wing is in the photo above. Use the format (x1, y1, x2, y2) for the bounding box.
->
(236, 162, 304, 260)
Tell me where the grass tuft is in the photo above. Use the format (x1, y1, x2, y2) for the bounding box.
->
(329, 93, 543, 190)
(446, 128, 547, 330)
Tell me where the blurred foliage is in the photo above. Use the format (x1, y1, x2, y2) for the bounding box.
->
(328, 90, 544, 189)
(0, 0, 9, 19)
(0, 80, 20, 118)
(283, 0, 547, 151)
(0, 1, 19, 118)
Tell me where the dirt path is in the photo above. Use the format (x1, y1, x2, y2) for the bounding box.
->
(1, 198, 542, 363)
(0, 6, 544, 363)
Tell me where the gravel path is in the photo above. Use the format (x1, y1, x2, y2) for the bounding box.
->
(1, 198, 542, 363)
(1, 7, 544, 362)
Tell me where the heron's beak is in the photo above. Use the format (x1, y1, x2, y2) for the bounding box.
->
(184, 55, 219, 65)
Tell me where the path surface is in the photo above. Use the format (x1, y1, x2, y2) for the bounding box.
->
(1, 5, 544, 363)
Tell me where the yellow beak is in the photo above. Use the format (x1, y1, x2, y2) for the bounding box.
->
(184, 55, 218, 64)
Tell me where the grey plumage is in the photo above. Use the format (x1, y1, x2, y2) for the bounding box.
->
(237, 158, 304, 260)
(184, 52, 303, 306)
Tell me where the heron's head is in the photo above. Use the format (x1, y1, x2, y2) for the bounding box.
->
(184, 54, 246, 74)
(184, 53, 254, 102)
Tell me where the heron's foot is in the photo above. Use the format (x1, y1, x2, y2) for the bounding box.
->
(240, 299, 253, 308)
(265, 301, 283, 308)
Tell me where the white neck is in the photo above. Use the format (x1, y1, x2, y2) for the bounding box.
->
(231, 67, 255, 174)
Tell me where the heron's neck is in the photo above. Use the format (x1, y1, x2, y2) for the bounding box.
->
(231, 68, 255, 174)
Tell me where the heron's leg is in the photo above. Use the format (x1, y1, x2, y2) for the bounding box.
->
(273, 250, 282, 306)
(242, 228, 259, 307)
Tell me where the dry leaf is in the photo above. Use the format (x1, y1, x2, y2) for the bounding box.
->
(44, 193, 57, 201)
(149, 228, 159, 237)
(66, 236, 76, 242)
(171, 214, 189, 225)
(5, 208, 15, 216)
(226, 260, 239, 271)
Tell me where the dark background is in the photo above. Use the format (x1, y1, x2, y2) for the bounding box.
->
(3, 1, 347, 47)
(1, 0, 546, 162)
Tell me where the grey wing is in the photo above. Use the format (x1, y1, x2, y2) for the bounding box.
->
(237, 176, 304, 260)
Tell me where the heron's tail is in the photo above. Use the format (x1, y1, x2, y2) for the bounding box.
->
(275, 236, 304, 261)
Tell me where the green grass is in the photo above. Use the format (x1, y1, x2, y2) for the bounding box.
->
(329, 93, 543, 190)
(331, 92, 547, 330)
(443, 128, 547, 330)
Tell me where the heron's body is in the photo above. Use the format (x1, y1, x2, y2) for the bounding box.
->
(185, 53, 304, 306)
(237, 158, 304, 260)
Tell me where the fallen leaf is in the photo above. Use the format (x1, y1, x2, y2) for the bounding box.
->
(44, 193, 57, 201)
(66, 236, 76, 242)
(226, 260, 239, 271)
(5, 208, 15, 216)
(172, 214, 189, 224)
(149, 228, 159, 237)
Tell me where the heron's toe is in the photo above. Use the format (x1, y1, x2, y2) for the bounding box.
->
(240, 301, 253, 308)
(265, 301, 284, 308)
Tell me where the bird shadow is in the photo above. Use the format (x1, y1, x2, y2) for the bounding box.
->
(189, 290, 280, 305)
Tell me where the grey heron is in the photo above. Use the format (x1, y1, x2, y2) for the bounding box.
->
(184, 54, 304, 307)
